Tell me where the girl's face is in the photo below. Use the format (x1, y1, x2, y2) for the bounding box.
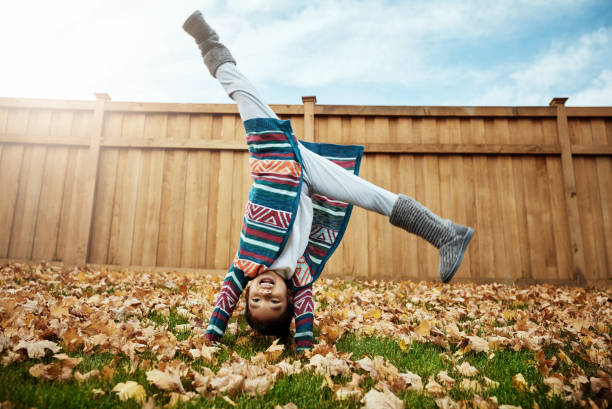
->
(247, 271, 289, 322)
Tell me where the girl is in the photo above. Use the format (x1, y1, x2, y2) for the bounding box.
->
(183, 10, 474, 351)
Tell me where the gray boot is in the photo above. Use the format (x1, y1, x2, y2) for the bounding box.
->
(183, 10, 236, 77)
(390, 194, 474, 283)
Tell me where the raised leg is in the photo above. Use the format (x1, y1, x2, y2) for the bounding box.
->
(298, 143, 474, 282)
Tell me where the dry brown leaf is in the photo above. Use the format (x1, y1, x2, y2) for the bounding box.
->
(264, 339, 284, 363)
(73, 369, 100, 383)
(361, 386, 404, 409)
(435, 395, 459, 409)
(2, 351, 23, 366)
(473, 394, 499, 409)
(146, 368, 185, 393)
(483, 376, 500, 389)
(511, 373, 529, 392)
(14, 340, 61, 358)
(499, 405, 522, 409)
(199, 345, 220, 364)
(274, 404, 298, 409)
(335, 386, 363, 400)
(397, 371, 423, 392)
(52, 353, 82, 369)
(274, 360, 302, 376)
(208, 373, 244, 395)
(466, 336, 490, 353)
(544, 376, 564, 396)
(459, 378, 483, 393)
(436, 371, 456, 387)
(112, 381, 146, 403)
(307, 353, 351, 376)
(455, 361, 478, 377)
(425, 376, 444, 396)
(414, 319, 434, 337)
(244, 373, 275, 396)
(558, 350, 573, 366)
(166, 392, 195, 408)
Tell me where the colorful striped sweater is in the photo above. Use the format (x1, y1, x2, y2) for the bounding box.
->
(206, 117, 363, 350)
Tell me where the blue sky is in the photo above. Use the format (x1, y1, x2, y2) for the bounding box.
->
(1, 0, 611, 106)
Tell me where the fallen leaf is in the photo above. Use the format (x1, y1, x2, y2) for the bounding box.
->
(361, 386, 404, 409)
(274, 404, 298, 409)
(544, 376, 564, 396)
(455, 361, 478, 377)
(435, 395, 459, 409)
(101, 365, 115, 381)
(73, 369, 100, 382)
(112, 381, 146, 403)
(264, 339, 284, 363)
(436, 371, 456, 388)
(426, 376, 444, 395)
(459, 378, 483, 393)
(558, 350, 573, 366)
(335, 387, 363, 401)
(466, 336, 489, 353)
(483, 376, 500, 389)
(146, 368, 185, 393)
(414, 319, 433, 337)
(397, 371, 423, 392)
(222, 396, 237, 407)
(14, 340, 61, 359)
(534, 350, 557, 377)
(511, 373, 529, 392)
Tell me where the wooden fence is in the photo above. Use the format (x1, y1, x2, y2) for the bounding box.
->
(1, 95, 611, 285)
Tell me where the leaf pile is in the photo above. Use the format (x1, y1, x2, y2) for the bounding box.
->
(0, 262, 611, 408)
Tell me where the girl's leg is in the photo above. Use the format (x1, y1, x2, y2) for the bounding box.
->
(216, 62, 279, 121)
(298, 143, 473, 283)
(298, 143, 397, 216)
(183, 11, 277, 121)
(184, 10, 313, 276)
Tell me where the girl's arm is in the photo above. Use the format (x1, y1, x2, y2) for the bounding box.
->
(205, 265, 247, 342)
(292, 285, 314, 351)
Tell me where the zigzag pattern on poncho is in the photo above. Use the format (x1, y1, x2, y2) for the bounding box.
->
(205, 118, 363, 350)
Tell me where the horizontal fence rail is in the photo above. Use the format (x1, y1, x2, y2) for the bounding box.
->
(0, 95, 610, 284)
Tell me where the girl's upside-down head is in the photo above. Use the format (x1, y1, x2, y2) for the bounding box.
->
(244, 271, 294, 337)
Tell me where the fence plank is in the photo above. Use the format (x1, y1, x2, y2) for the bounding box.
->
(157, 114, 189, 267)
(552, 99, 587, 282)
(348, 117, 368, 279)
(89, 112, 123, 263)
(9, 110, 48, 259)
(132, 114, 167, 266)
(32, 111, 71, 260)
(213, 115, 236, 269)
(181, 115, 211, 268)
(591, 119, 612, 277)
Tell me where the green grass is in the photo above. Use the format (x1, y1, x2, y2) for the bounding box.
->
(1, 332, 603, 409)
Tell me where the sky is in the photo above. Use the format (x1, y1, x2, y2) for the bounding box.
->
(1, 0, 611, 107)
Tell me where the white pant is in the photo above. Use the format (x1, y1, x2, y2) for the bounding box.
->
(215, 62, 398, 276)
(216, 62, 398, 216)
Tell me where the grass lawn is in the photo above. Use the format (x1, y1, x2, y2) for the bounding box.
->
(0, 263, 610, 409)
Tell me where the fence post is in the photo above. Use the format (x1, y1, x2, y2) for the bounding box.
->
(78, 93, 109, 264)
(302, 96, 317, 142)
(550, 97, 586, 283)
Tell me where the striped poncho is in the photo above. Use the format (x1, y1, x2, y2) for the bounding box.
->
(206, 117, 363, 350)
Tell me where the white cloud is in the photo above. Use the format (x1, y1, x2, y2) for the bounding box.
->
(571, 69, 612, 105)
(468, 27, 612, 105)
(0, 0, 609, 106)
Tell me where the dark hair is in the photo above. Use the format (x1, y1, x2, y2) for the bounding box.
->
(244, 286, 294, 338)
